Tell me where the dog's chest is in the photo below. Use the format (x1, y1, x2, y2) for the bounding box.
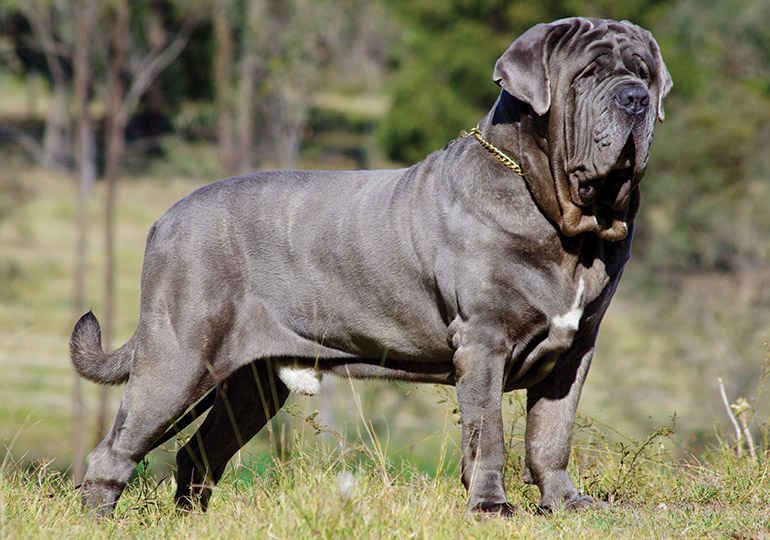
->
(550, 277, 587, 335)
(501, 249, 619, 389)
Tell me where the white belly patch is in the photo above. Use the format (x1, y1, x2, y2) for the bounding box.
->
(277, 365, 321, 395)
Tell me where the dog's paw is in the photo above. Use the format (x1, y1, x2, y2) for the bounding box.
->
(564, 494, 609, 512)
(79, 480, 123, 519)
(470, 501, 517, 519)
(537, 494, 609, 514)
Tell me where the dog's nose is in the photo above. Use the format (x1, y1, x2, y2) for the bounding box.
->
(615, 85, 650, 117)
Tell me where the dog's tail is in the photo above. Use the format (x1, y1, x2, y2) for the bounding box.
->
(70, 311, 135, 385)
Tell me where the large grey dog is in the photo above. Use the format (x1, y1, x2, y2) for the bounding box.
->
(71, 17, 671, 517)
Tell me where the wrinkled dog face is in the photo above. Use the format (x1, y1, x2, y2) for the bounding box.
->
(565, 22, 661, 220)
(494, 18, 672, 241)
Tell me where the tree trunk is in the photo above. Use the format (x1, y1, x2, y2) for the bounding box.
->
(91, 2, 197, 444)
(42, 83, 72, 170)
(71, 1, 96, 485)
(95, 0, 130, 445)
(236, 38, 257, 173)
(19, 1, 73, 170)
(213, 1, 235, 174)
(265, 90, 306, 169)
(236, 0, 266, 174)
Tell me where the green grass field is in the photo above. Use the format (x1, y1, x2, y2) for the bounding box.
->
(2, 422, 769, 539)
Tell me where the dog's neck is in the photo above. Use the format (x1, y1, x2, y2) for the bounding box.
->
(479, 91, 635, 243)
(479, 91, 564, 234)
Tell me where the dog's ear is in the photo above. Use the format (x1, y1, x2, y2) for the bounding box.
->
(621, 21, 673, 122)
(493, 22, 573, 117)
(648, 34, 673, 122)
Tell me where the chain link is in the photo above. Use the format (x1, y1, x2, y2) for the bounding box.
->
(460, 127, 525, 178)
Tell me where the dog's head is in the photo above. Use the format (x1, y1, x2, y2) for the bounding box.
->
(494, 18, 672, 241)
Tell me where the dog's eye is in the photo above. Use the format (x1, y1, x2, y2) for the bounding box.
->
(632, 55, 651, 82)
(638, 63, 650, 82)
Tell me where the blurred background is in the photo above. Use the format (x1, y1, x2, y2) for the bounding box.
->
(0, 0, 767, 483)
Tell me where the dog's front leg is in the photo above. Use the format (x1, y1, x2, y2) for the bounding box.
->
(454, 345, 515, 516)
(523, 346, 596, 511)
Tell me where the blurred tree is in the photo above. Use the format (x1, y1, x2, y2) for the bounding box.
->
(4, 0, 93, 483)
(257, 0, 337, 168)
(208, 0, 266, 175)
(637, 0, 769, 273)
(381, 0, 527, 164)
(12, 0, 73, 170)
(95, 0, 199, 443)
(213, 0, 237, 173)
(234, 0, 264, 173)
(225, 0, 392, 170)
(71, 0, 97, 486)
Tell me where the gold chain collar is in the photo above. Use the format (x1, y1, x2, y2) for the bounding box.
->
(460, 127, 525, 178)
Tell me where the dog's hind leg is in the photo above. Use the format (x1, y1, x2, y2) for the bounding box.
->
(79, 341, 214, 517)
(174, 359, 289, 511)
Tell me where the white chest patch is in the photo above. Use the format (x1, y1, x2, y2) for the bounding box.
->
(552, 278, 585, 332)
(277, 365, 321, 395)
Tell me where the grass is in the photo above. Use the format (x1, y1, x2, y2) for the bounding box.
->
(1, 426, 768, 539)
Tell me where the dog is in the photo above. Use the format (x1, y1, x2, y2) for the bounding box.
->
(71, 17, 671, 516)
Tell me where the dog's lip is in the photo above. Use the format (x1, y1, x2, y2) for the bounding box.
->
(569, 126, 640, 206)
(569, 146, 636, 210)
(600, 141, 637, 212)
(603, 166, 635, 211)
